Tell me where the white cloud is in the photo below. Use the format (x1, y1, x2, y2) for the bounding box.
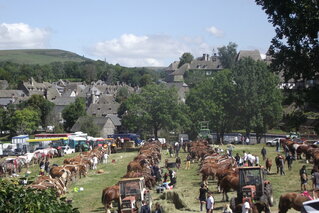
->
(0, 23, 50, 49)
(206, 26, 224, 38)
(89, 34, 213, 67)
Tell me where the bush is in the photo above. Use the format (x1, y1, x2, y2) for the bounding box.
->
(0, 179, 79, 213)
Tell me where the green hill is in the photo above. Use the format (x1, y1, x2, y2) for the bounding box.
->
(0, 49, 90, 65)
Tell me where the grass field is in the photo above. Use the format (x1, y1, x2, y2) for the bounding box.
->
(11, 144, 311, 213)
(0, 49, 88, 65)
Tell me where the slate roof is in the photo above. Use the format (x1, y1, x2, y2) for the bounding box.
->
(0, 98, 12, 106)
(166, 61, 179, 71)
(106, 114, 121, 126)
(0, 90, 26, 98)
(86, 102, 120, 116)
(23, 78, 49, 91)
(71, 115, 121, 132)
(189, 57, 222, 70)
(170, 63, 189, 76)
(169, 56, 223, 76)
(97, 94, 116, 104)
(237, 50, 262, 61)
(46, 86, 61, 101)
(51, 97, 76, 106)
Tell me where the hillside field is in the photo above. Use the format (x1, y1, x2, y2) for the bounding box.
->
(0, 49, 89, 65)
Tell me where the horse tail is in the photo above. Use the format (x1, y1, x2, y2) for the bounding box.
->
(101, 188, 106, 205)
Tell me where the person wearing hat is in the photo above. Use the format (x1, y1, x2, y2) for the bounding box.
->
(206, 191, 214, 213)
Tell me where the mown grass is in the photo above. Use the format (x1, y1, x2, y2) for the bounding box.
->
(10, 144, 310, 213)
(148, 144, 308, 213)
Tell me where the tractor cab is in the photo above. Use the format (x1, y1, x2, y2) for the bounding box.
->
(230, 167, 273, 212)
(118, 177, 151, 213)
(238, 167, 264, 202)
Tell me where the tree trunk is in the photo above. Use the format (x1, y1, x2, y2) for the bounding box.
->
(220, 132, 224, 145)
(154, 125, 158, 140)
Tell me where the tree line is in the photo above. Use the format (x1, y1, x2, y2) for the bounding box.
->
(0, 60, 161, 88)
(119, 47, 283, 142)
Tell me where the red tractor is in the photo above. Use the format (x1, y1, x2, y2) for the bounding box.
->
(118, 177, 152, 213)
(230, 167, 273, 213)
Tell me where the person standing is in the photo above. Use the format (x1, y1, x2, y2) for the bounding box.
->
(242, 198, 251, 213)
(285, 153, 293, 170)
(103, 153, 109, 164)
(206, 192, 214, 213)
(300, 165, 308, 191)
(275, 154, 281, 174)
(175, 156, 181, 169)
(44, 160, 50, 174)
(261, 147, 267, 161)
(278, 156, 285, 175)
(312, 168, 319, 190)
(175, 142, 180, 157)
(235, 153, 240, 166)
(185, 154, 191, 170)
(245, 137, 250, 145)
(276, 140, 280, 152)
(169, 146, 173, 158)
(140, 200, 150, 213)
(92, 155, 98, 170)
(199, 183, 208, 212)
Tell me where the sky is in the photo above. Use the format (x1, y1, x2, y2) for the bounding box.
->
(0, 0, 275, 67)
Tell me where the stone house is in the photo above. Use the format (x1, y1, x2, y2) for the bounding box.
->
(71, 115, 121, 137)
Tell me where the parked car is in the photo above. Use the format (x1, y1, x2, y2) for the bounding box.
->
(62, 145, 75, 154)
(266, 138, 285, 146)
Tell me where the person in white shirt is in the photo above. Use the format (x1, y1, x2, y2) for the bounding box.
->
(103, 153, 109, 164)
(92, 155, 98, 170)
(206, 192, 214, 213)
(242, 198, 251, 213)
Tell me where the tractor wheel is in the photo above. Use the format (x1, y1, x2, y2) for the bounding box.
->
(264, 184, 274, 206)
(230, 197, 237, 212)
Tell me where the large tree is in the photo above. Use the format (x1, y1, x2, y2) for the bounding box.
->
(178, 52, 194, 68)
(218, 42, 238, 69)
(119, 84, 187, 139)
(9, 108, 40, 134)
(62, 98, 86, 132)
(255, 0, 319, 81)
(186, 69, 237, 143)
(0, 179, 78, 212)
(232, 57, 283, 142)
(78, 116, 99, 137)
(19, 94, 55, 127)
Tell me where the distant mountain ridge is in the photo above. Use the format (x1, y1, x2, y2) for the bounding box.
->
(0, 49, 91, 65)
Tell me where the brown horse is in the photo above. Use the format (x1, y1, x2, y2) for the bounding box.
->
(278, 192, 310, 213)
(219, 173, 239, 201)
(265, 158, 272, 172)
(101, 185, 120, 213)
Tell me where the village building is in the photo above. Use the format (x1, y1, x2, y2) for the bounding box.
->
(71, 114, 121, 137)
(0, 90, 27, 107)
